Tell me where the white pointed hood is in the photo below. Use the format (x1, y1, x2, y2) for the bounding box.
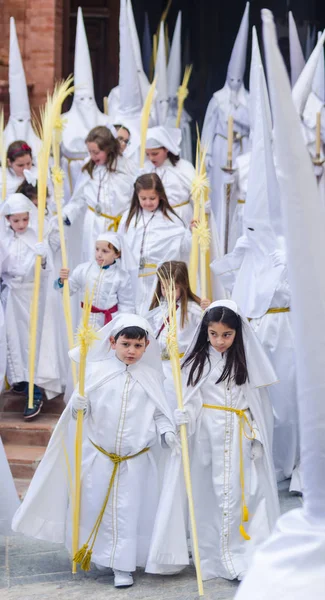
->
(118, 0, 142, 116)
(226, 2, 250, 90)
(4, 18, 41, 155)
(127, 0, 150, 104)
(61, 7, 110, 157)
(249, 26, 272, 134)
(312, 31, 325, 102)
(289, 11, 306, 87)
(292, 29, 325, 116)
(155, 21, 169, 125)
(167, 12, 182, 99)
(233, 11, 325, 599)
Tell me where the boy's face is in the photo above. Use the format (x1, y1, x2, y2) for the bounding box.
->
(95, 241, 119, 267)
(110, 335, 149, 365)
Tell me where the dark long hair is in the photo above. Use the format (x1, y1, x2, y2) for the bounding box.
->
(82, 126, 121, 177)
(124, 173, 181, 231)
(149, 261, 200, 328)
(183, 306, 248, 387)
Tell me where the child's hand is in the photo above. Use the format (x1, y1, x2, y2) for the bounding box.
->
(59, 268, 70, 280)
(190, 219, 198, 231)
(200, 298, 211, 310)
(35, 242, 47, 258)
(164, 432, 181, 456)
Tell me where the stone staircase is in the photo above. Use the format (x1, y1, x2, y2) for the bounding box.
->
(0, 391, 65, 499)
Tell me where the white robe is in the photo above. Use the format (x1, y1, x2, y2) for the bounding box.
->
(183, 347, 279, 581)
(120, 209, 192, 315)
(58, 260, 136, 330)
(202, 84, 250, 240)
(12, 356, 189, 572)
(1, 228, 50, 386)
(143, 158, 195, 226)
(228, 151, 251, 251)
(0, 243, 7, 392)
(63, 157, 134, 263)
(147, 300, 202, 410)
(0, 437, 20, 535)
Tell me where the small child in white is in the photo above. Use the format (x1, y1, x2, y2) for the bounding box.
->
(55, 232, 137, 329)
(12, 315, 182, 588)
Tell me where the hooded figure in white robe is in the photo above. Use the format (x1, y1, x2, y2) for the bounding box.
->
(202, 3, 250, 240)
(212, 63, 299, 483)
(178, 300, 279, 581)
(0, 195, 50, 389)
(166, 12, 193, 162)
(4, 18, 41, 158)
(61, 8, 112, 199)
(0, 243, 7, 393)
(143, 126, 195, 226)
(12, 314, 189, 575)
(234, 10, 325, 599)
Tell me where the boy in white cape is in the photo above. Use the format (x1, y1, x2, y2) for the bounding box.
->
(12, 314, 189, 587)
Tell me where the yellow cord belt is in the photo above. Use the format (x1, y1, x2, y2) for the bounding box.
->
(87, 205, 122, 231)
(237, 199, 245, 204)
(203, 404, 256, 541)
(248, 307, 290, 322)
(138, 263, 157, 278)
(172, 200, 190, 209)
(161, 352, 185, 361)
(73, 442, 149, 571)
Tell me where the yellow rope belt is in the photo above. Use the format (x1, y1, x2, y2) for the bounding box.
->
(138, 263, 157, 278)
(203, 404, 255, 541)
(172, 200, 190, 209)
(237, 199, 245, 204)
(248, 307, 290, 322)
(73, 442, 149, 571)
(161, 352, 185, 361)
(87, 205, 122, 231)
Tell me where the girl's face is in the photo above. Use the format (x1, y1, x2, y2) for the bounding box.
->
(145, 147, 168, 168)
(8, 154, 32, 177)
(207, 321, 236, 354)
(7, 212, 30, 233)
(161, 283, 181, 301)
(138, 188, 160, 212)
(87, 141, 107, 166)
(116, 128, 130, 152)
(95, 241, 119, 267)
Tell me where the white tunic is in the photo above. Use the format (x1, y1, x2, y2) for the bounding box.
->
(202, 84, 250, 240)
(147, 300, 202, 410)
(120, 209, 192, 315)
(184, 347, 279, 581)
(143, 158, 195, 226)
(0, 437, 20, 534)
(63, 158, 134, 263)
(60, 260, 135, 329)
(1, 228, 49, 385)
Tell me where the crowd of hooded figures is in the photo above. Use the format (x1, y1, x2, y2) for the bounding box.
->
(1, 1, 325, 596)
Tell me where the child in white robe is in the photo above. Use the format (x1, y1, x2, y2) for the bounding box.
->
(0, 140, 36, 200)
(143, 126, 195, 226)
(56, 232, 136, 329)
(12, 314, 183, 588)
(120, 173, 192, 315)
(176, 300, 280, 581)
(147, 260, 202, 410)
(62, 126, 134, 263)
(0, 194, 49, 418)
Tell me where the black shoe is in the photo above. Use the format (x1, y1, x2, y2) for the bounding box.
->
(12, 382, 27, 394)
(24, 397, 43, 420)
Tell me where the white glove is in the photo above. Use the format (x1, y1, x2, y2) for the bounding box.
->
(164, 431, 181, 456)
(72, 393, 88, 412)
(35, 242, 47, 258)
(174, 408, 190, 426)
(270, 249, 286, 268)
(251, 440, 263, 460)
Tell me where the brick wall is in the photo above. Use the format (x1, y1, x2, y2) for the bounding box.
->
(0, 0, 63, 120)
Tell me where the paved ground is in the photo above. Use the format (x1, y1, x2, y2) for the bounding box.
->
(0, 485, 301, 600)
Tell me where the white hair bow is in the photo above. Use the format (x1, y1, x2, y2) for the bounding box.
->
(23, 169, 37, 186)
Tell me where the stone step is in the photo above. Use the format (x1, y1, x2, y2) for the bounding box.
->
(0, 413, 57, 446)
(0, 392, 65, 415)
(15, 478, 31, 501)
(4, 444, 46, 479)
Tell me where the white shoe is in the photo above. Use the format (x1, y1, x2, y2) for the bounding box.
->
(113, 569, 134, 587)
